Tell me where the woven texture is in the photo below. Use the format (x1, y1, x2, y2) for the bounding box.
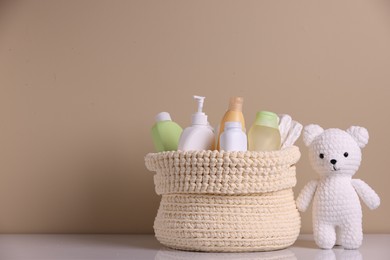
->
(297, 125, 380, 250)
(145, 147, 300, 195)
(145, 146, 301, 252)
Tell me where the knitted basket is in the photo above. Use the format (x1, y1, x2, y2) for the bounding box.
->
(144, 146, 301, 252)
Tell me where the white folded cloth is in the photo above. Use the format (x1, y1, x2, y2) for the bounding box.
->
(279, 114, 302, 149)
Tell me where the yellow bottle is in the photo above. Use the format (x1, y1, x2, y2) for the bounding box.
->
(248, 111, 281, 151)
(217, 97, 245, 150)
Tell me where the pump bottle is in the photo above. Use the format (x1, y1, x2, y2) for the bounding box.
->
(178, 96, 215, 151)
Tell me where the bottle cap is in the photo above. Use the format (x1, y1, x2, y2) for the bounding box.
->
(254, 111, 279, 129)
(228, 97, 243, 111)
(191, 95, 208, 125)
(155, 112, 172, 122)
(224, 121, 242, 130)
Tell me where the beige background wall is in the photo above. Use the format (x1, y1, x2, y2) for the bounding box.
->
(0, 0, 389, 233)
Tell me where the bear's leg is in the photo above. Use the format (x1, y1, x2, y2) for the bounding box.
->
(335, 226, 341, 246)
(313, 222, 336, 249)
(339, 222, 363, 249)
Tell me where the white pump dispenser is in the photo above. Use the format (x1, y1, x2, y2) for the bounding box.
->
(191, 95, 208, 125)
(178, 95, 215, 151)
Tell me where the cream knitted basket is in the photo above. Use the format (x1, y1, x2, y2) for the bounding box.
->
(144, 146, 301, 252)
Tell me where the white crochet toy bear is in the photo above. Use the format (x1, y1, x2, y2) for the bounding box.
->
(296, 125, 380, 249)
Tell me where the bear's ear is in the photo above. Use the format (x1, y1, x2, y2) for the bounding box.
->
(346, 126, 369, 148)
(303, 124, 324, 146)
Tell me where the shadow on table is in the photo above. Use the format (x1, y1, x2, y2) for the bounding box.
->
(154, 247, 297, 260)
(293, 238, 318, 249)
(292, 238, 363, 260)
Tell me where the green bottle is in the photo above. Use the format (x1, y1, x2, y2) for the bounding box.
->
(151, 112, 183, 152)
(248, 111, 281, 151)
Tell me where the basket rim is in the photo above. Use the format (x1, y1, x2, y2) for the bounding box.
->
(145, 146, 300, 173)
(145, 146, 299, 162)
(144, 146, 300, 195)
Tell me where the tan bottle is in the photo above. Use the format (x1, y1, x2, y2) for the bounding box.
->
(216, 97, 245, 150)
(248, 111, 281, 151)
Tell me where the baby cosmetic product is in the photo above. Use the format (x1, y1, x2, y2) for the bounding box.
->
(248, 111, 281, 151)
(220, 121, 247, 152)
(178, 96, 215, 151)
(216, 97, 246, 150)
(151, 112, 183, 152)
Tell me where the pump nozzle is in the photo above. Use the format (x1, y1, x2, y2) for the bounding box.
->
(191, 95, 208, 125)
(193, 95, 205, 113)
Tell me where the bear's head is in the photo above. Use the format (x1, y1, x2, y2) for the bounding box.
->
(303, 125, 369, 176)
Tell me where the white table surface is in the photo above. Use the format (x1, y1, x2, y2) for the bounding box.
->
(0, 234, 389, 260)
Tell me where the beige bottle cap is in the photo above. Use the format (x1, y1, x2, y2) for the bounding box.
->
(228, 97, 243, 111)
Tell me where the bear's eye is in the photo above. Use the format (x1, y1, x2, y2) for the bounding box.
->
(344, 152, 349, 157)
(319, 153, 324, 159)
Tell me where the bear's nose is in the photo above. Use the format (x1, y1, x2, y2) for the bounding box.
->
(330, 159, 337, 165)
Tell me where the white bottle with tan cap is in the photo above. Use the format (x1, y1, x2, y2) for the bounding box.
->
(178, 96, 215, 151)
(216, 97, 246, 150)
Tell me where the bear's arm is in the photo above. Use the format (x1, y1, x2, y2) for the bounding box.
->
(296, 180, 318, 212)
(352, 179, 380, 210)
